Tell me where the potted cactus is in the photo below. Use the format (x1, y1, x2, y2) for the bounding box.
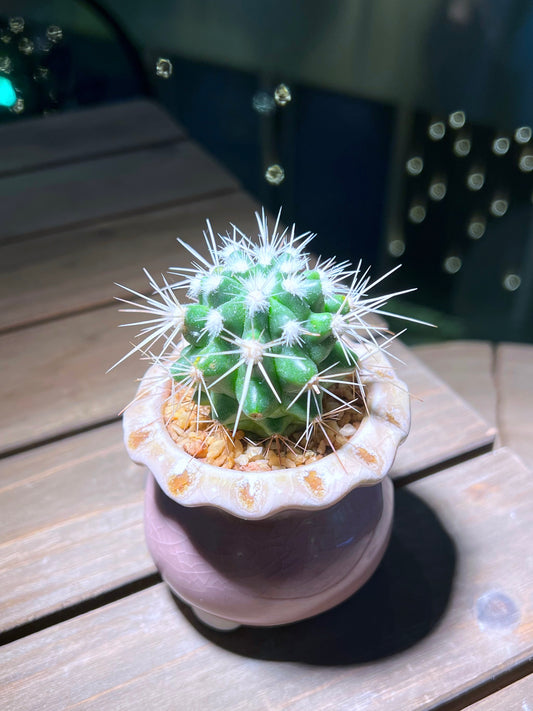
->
(118, 209, 418, 630)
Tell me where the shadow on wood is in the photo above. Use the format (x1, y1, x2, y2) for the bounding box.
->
(172, 487, 457, 665)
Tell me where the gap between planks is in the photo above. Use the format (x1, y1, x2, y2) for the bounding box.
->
(0, 135, 184, 182)
(0, 99, 185, 178)
(1, 448, 531, 711)
(0, 418, 492, 644)
(0, 415, 119, 462)
(0, 190, 258, 335)
(0, 442, 500, 646)
(0, 374, 496, 641)
(459, 672, 533, 711)
(0, 137, 240, 246)
(0, 183, 239, 249)
(0, 306, 495, 468)
(415, 340, 533, 472)
(0, 573, 161, 648)
(432, 660, 533, 711)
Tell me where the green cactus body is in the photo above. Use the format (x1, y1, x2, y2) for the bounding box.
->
(171, 252, 354, 437)
(115, 210, 430, 440)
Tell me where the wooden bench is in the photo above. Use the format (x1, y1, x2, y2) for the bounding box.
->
(1, 100, 532, 711)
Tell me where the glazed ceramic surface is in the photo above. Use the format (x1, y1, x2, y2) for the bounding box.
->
(124, 344, 410, 521)
(124, 343, 409, 627)
(144, 473, 394, 626)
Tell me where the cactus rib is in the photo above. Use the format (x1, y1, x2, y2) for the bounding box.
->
(115, 208, 433, 438)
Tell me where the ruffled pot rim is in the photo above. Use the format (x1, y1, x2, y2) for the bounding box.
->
(123, 344, 410, 520)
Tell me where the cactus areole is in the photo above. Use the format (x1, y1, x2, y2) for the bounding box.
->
(115, 209, 423, 442)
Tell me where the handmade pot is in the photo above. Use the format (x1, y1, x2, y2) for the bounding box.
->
(124, 345, 410, 630)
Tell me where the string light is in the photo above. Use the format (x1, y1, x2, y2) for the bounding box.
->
(489, 196, 509, 217)
(466, 167, 485, 191)
(10, 97, 24, 114)
(155, 58, 172, 78)
(428, 176, 447, 201)
(492, 136, 510, 155)
(45, 25, 63, 43)
(518, 150, 533, 172)
(453, 135, 471, 157)
(514, 126, 531, 144)
(467, 216, 486, 240)
(448, 110, 466, 129)
(388, 239, 405, 257)
(8, 17, 24, 33)
(428, 120, 446, 141)
(406, 156, 423, 176)
(443, 256, 462, 274)
(265, 164, 285, 185)
(18, 37, 34, 55)
(0, 76, 17, 107)
(408, 202, 426, 223)
(252, 91, 275, 114)
(502, 273, 521, 291)
(274, 84, 291, 107)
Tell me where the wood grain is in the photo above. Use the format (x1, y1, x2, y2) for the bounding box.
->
(414, 341, 498, 431)
(1, 99, 522, 711)
(0, 301, 495, 467)
(0, 304, 143, 454)
(0, 423, 152, 633)
(0, 191, 259, 332)
(0, 345, 496, 631)
(465, 673, 533, 710)
(1, 448, 531, 711)
(389, 340, 496, 478)
(495, 343, 533, 470)
(0, 140, 238, 242)
(0, 99, 183, 177)
(0, 344, 495, 630)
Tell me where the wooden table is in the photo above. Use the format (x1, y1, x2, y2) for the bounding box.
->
(1, 100, 532, 711)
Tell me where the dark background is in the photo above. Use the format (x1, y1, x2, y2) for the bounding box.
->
(1, 0, 532, 343)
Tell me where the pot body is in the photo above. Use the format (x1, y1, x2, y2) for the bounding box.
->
(144, 472, 394, 627)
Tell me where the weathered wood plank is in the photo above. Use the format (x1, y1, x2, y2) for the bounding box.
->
(0, 341, 495, 630)
(0, 139, 238, 242)
(1, 448, 531, 711)
(413, 341, 498, 431)
(0, 304, 142, 454)
(0, 99, 183, 177)
(0, 340, 494, 629)
(0, 299, 495, 468)
(0, 305, 495, 469)
(0, 191, 259, 332)
(390, 340, 496, 478)
(0, 423, 151, 634)
(465, 673, 533, 710)
(495, 343, 533, 471)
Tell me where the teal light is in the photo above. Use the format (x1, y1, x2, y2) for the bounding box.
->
(0, 76, 17, 108)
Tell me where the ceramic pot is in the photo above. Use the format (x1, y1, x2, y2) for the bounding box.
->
(124, 345, 410, 629)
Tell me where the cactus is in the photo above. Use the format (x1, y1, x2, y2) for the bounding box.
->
(114, 210, 428, 439)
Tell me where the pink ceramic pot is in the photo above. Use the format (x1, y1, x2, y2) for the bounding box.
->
(144, 472, 394, 628)
(124, 345, 410, 629)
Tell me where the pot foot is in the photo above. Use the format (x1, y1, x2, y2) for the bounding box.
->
(191, 606, 241, 631)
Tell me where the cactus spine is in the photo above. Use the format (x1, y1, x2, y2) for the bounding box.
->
(115, 210, 422, 439)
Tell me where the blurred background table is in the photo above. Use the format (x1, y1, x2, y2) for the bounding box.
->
(0, 100, 532, 711)
(2, 1, 533, 344)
